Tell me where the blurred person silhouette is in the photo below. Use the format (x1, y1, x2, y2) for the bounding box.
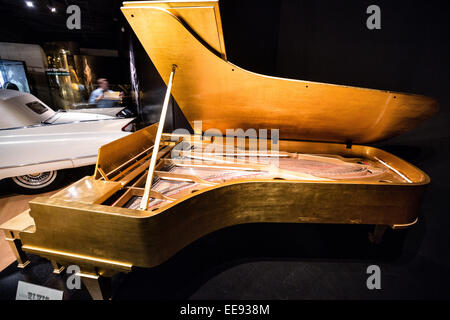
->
(88, 78, 118, 108)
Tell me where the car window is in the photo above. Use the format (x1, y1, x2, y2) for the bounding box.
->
(26, 101, 49, 114)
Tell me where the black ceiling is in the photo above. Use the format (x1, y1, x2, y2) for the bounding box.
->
(0, 0, 126, 49)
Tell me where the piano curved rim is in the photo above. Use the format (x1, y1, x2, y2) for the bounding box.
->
(20, 141, 428, 272)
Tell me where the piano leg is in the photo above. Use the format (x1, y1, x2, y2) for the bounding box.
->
(368, 225, 388, 244)
(3, 231, 30, 268)
(51, 260, 65, 274)
(79, 272, 112, 300)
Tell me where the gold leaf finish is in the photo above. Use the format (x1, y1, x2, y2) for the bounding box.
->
(122, 1, 437, 143)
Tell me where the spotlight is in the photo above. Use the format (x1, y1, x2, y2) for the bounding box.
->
(25, 1, 34, 7)
(47, 4, 56, 12)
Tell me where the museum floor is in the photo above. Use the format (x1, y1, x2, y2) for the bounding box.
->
(0, 113, 449, 299)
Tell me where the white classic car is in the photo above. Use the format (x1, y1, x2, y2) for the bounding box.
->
(0, 89, 135, 193)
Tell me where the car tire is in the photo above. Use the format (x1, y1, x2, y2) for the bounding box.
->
(10, 170, 65, 194)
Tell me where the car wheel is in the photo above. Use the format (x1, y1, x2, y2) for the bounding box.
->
(11, 170, 64, 194)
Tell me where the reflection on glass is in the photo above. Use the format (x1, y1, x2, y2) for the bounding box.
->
(0, 59, 31, 93)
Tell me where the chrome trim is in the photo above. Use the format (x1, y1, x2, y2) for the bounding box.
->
(0, 117, 132, 131)
(0, 155, 97, 170)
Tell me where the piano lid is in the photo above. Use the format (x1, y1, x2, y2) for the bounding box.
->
(122, 1, 438, 144)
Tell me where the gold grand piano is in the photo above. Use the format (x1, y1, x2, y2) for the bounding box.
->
(1, 1, 438, 299)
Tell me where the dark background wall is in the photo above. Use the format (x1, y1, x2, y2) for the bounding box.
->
(220, 0, 449, 98)
(134, 0, 449, 133)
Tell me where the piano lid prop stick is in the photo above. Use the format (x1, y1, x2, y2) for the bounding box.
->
(139, 64, 177, 210)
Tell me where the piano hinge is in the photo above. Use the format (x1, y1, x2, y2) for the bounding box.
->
(345, 140, 352, 149)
